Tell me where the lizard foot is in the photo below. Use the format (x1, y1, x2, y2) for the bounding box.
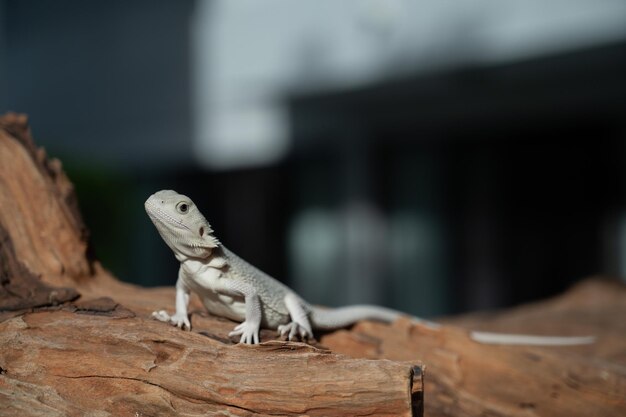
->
(151, 310, 191, 331)
(152, 310, 171, 322)
(229, 321, 260, 344)
(278, 322, 313, 341)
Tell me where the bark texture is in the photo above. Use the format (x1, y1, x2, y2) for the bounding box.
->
(1, 112, 624, 416)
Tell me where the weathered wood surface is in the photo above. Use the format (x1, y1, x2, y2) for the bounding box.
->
(0, 113, 92, 282)
(322, 279, 626, 417)
(0, 113, 422, 417)
(0, 310, 422, 417)
(1, 112, 625, 417)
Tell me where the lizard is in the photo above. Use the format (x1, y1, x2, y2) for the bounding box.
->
(145, 189, 595, 346)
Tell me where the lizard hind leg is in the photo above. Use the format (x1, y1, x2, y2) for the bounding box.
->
(278, 293, 313, 341)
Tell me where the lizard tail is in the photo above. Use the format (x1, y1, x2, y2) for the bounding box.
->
(309, 306, 595, 346)
(309, 305, 437, 330)
(469, 332, 596, 345)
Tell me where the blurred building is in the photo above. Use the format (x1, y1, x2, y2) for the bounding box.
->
(1, 0, 625, 316)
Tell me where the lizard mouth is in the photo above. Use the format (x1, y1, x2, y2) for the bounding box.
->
(145, 199, 192, 232)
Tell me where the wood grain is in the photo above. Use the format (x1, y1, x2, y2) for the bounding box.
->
(0, 309, 422, 417)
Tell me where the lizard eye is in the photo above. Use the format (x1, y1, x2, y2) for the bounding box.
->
(176, 202, 189, 214)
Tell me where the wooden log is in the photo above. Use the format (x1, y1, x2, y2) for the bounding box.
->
(0, 113, 423, 416)
(2, 112, 625, 417)
(320, 277, 626, 417)
(322, 316, 625, 417)
(0, 308, 422, 416)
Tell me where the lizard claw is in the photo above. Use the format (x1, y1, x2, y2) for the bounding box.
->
(278, 322, 313, 341)
(170, 314, 191, 330)
(152, 310, 170, 322)
(170, 312, 191, 330)
(152, 310, 191, 331)
(229, 321, 260, 344)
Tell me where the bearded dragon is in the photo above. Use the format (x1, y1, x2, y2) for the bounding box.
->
(145, 190, 595, 346)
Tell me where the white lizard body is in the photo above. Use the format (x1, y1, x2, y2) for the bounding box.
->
(146, 190, 595, 346)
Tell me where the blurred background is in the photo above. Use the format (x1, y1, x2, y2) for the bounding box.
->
(1, 0, 625, 318)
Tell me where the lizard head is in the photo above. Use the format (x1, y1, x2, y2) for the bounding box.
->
(145, 190, 219, 259)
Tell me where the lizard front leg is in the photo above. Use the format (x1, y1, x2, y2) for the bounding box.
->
(219, 280, 262, 344)
(152, 268, 191, 330)
(278, 293, 313, 341)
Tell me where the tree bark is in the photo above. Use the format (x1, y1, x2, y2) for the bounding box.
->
(1, 112, 624, 417)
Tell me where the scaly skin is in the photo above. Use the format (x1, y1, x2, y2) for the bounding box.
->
(145, 190, 595, 346)
(145, 190, 318, 343)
